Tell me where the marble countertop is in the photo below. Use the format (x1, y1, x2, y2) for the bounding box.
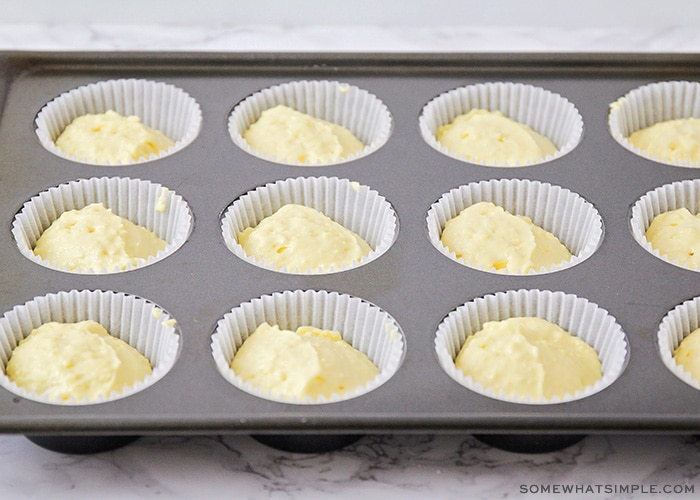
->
(1, 23, 700, 499)
(3, 24, 700, 53)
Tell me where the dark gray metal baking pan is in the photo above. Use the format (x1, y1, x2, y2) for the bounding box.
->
(0, 51, 699, 442)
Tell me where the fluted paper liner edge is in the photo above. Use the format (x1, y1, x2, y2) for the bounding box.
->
(12, 176, 193, 274)
(210, 289, 405, 405)
(228, 80, 392, 166)
(35, 78, 202, 166)
(629, 179, 700, 272)
(608, 80, 700, 168)
(419, 82, 583, 167)
(434, 289, 629, 405)
(426, 178, 603, 275)
(657, 295, 700, 391)
(0, 289, 181, 406)
(221, 176, 398, 275)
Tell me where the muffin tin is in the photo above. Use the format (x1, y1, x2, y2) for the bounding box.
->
(0, 51, 699, 441)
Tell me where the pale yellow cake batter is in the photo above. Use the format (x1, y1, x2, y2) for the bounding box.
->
(6, 320, 152, 402)
(436, 109, 557, 164)
(628, 117, 700, 163)
(33, 202, 166, 272)
(231, 322, 379, 400)
(55, 109, 175, 164)
(440, 201, 571, 274)
(237, 204, 372, 272)
(674, 328, 700, 383)
(645, 207, 700, 269)
(243, 105, 364, 163)
(455, 317, 602, 401)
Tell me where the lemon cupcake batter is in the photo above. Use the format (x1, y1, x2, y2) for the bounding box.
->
(440, 201, 571, 273)
(436, 109, 557, 164)
(455, 317, 602, 401)
(6, 320, 152, 402)
(243, 105, 364, 163)
(231, 322, 379, 400)
(674, 328, 700, 383)
(237, 203, 371, 272)
(55, 109, 175, 164)
(645, 207, 700, 269)
(33, 202, 166, 272)
(628, 117, 700, 164)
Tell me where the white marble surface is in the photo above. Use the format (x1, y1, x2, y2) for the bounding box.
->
(1, 434, 699, 499)
(1, 22, 700, 499)
(3, 24, 700, 53)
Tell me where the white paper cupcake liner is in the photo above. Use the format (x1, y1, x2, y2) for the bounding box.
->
(630, 179, 700, 272)
(609, 81, 700, 168)
(211, 289, 405, 405)
(228, 80, 392, 166)
(35, 78, 202, 166)
(221, 176, 398, 274)
(12, 176, 193, 274)
(657, 295, 700, 390)
(434, 289, 629, 405)
(0, 289, 181, 406)
(426, 178, 603, 275)
(419, 82, 583, 167)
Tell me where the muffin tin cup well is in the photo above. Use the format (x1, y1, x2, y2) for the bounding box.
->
(210, 289, 406, 405)
(0, 289, 181, 406)
(629, 178, 700, 272)
(434, 289, 629, 405)
(228, 79, 393, 166)
(35, 78, 202, 166)
(25, 435, 141, 455)
(658, 295, 700, 390)
(418, 81, 583, 167)
(250, 434, 363, 454)
(426, 178, 604, 275)
(608, 81, 700, 168)
(12, 176, 193, 274)
(220, 176, 398, 275)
